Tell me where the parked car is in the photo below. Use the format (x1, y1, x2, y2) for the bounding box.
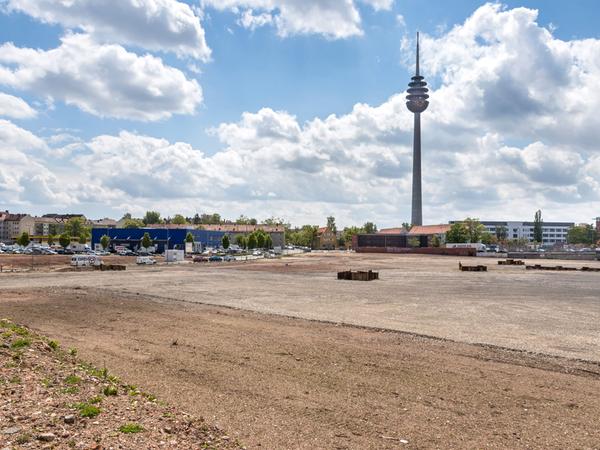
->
(209, 255, 223, 262)
(193, 256, 208, 263)
(223, 255, 235, 262)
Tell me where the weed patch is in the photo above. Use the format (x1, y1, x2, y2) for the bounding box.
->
(75, 402, 101, 418)
(11, 338, 31, 349)
(119, 423, 144, 434)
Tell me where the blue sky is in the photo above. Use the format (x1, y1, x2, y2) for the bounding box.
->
(1, 1, 600, 226)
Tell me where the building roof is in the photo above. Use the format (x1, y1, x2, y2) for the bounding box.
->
(201, 224, 285, 233)
(378, 227, 409, 235)
(408, 224, 451, 235)
(89, 218, 117, 227)
(3, 214, 29, 222)
(146, 223, 285, 233)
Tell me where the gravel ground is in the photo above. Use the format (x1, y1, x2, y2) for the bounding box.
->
(0, 319, 242, 449)
(1, 252, 599, 361)
(1, 288, 599, 449)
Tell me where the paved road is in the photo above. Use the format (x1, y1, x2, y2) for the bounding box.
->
(1, 253, 599, 361)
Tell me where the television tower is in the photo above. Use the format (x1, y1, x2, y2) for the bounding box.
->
(406, 32, 429, 226)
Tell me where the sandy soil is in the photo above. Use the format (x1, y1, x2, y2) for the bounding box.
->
(1, 287, 600, 449)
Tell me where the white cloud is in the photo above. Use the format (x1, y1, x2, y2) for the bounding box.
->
(0, 34, 203, 121)
(0, 92, 36, 118)
(3, 4, 600, 226)
(202, 0, 392, 39)
(5, 0, 211, 61)
(0, 119, 72, 205)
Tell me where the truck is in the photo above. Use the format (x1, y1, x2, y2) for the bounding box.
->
(71, 255, 102, 267)
(69, 243, 91, 253)
(445, 243, 487, 252)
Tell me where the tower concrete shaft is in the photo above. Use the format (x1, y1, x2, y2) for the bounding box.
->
(411, 113, 422, 226)
(406, 32, 429, 227)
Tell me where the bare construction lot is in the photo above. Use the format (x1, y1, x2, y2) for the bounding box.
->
(1, 253, 600, 448)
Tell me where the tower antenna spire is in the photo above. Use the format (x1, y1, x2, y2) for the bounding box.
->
(416, 31, 420, 77)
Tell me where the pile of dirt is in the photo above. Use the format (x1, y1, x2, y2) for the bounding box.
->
(0, 319, 243, 449)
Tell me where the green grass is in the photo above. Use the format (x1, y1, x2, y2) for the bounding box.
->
(69, 348, 78, 356)
(62, 386, 79, 394)
(103, 385, 118, 396)
(47, 340, 59, 350)
(65, 374, 81, 385)
(89, 396, 103, 404)
(75, 402, 101, 418)
(11, 338, 31, 349)
(118, 423, 144, 434)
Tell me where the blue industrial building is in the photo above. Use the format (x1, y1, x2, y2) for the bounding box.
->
(91, 228, 227, 252)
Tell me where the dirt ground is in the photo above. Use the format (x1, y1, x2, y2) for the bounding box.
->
(1, 319, 240, 449)
(1, 253, 600, 448)
(1, 287, 599, 449)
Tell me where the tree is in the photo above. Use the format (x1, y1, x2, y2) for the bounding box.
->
(59, 233, 71, 249)
(431, 234, 441, 248)
(363, 222, 377, 234)
(481, 232, 496, 245)
(463, 218, 486, 243)
(495, 225, 508, 241)
(121, 213, 132, 221)
(100, 235, 110, 250)
(265, 235, 273, 249)
(533, 210, 543, 243)
(222, 234, 230, 249)
(236, 215, 257, 225)
(235, 234, 246, 249)
(326, 216, 337, 233)
(402, 222, 412, 231)
(65, 217, 87, 239)
(567, 224, 596, 245)
(172, 214, 188, 225)
(123, 218, 144, 229)
(446, 222, 469, 243)
(247, 233, 257, 249)
(48, 224, 58, 236)
(185, 232, 194, 243)
(143, 211, 161, 225)
(251, 230, 267, 248)
(141, 232, 152, 249)
(264, 217, 288, 227)
(192, 213, 201, 225)
(79, 233, 87, 244)
(16, 231, 30, 247)
(47, 234, 55, 246)
(342, 226, 362, 246)
(200, 213, 221, 224)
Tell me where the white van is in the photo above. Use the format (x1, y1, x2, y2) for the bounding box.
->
(136, 256, 156, 265)
(71, 255, 102, 267)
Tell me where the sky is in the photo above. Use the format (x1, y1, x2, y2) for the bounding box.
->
(0, 0, 599, 227)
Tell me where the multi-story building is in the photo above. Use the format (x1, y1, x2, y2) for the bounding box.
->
(0, 214, 34, 243)
(455, 220, 574, 245)
(314, 226, 337, 250)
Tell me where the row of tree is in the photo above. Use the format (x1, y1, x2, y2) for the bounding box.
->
(120, 211, 291, 228)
